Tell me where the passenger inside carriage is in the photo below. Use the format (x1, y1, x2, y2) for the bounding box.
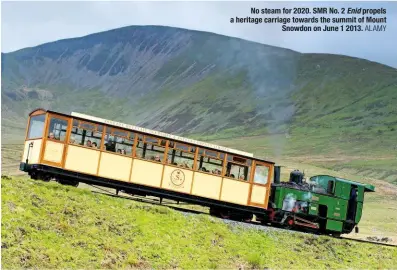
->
(86, 140, 92, 147)
(48, 132, 58, 140)
(116, 149, 126, 155)
(154, 154, 161, 162)
(105, 139, 116, 152)
(92, 142, 97, 148)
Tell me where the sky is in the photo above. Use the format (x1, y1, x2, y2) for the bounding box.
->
(1, 1, 397, 68)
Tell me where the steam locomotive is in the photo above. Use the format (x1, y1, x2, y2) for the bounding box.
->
(254, 167, 375, 236)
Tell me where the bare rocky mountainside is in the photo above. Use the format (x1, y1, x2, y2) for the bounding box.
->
(2, 25, 397, 182)
(1, 26, 300, 135)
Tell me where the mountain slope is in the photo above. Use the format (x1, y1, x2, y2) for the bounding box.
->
(2, 25, 397, 182)
(1, 26, 300, 136)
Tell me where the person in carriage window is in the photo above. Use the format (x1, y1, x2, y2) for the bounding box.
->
(105, 138, 116, 152)
(48, 132, 57, 140)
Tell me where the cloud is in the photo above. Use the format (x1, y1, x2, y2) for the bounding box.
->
(1, 1, 396, 67)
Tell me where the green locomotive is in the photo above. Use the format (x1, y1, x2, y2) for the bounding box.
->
(257, 167, 375, 236)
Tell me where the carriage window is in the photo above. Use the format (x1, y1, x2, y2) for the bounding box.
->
(205, 150, 218, 159)
(47, 117, 68, 142)
(226, 155, 251, 181)
(27, 114, 46, 139)
(227, 163, 250, 181)
(253, 164, 269, 185)
(174, 142, 190, 152)
(135, 135, 165, 162)
(168, 141, 195, 168)
(145, 136, 159, 144)
(70, 120, 102, 148)
(80, 121, 96, 131)
(196, 149, 223, 175)
(104, 128, 134, 155)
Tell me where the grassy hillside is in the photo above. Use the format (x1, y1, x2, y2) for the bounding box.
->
(2, 175, 396, 269)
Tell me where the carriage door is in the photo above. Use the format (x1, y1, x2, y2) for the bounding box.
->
(248, 162, 272, 208)
(41, 114, 70, 168)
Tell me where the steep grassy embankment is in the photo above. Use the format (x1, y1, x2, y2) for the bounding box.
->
(1, 176, 396, 269)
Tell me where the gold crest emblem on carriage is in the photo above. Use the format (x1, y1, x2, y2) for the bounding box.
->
(170, 169, 185, 186)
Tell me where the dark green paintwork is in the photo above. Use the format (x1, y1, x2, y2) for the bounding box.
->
(272, 175, 374, 233)
(326, 219, 344, 231)
(309, 202, 319, 216)
(335, 177, 375, 192)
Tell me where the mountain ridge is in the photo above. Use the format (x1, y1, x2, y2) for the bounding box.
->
(3, 25, 395, 69)
(3, 25, 297, 55)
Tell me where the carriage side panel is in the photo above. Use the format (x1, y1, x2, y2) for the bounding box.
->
(161, 166, 194, 194)
(220, 179, 250, 205)
(98, 152, 132, 182)
(130, 159, 163, 188)
(191, 172, 222, 200)
(64, 145, 100, 175)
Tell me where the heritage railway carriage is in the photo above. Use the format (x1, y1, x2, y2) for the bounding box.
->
(20, 108, 375, 236)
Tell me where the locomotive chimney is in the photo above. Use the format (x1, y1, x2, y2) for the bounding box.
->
(274, 166, 281, 184)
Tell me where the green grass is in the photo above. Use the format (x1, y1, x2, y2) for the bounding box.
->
(2, 176, 396, 269)
(358, 194, 397, 237)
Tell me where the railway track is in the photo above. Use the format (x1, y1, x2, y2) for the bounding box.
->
(87, 184, 397, 248)
(340, 236, 396, 248)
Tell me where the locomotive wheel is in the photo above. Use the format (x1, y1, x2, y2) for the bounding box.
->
(285, 217, 294, 229)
